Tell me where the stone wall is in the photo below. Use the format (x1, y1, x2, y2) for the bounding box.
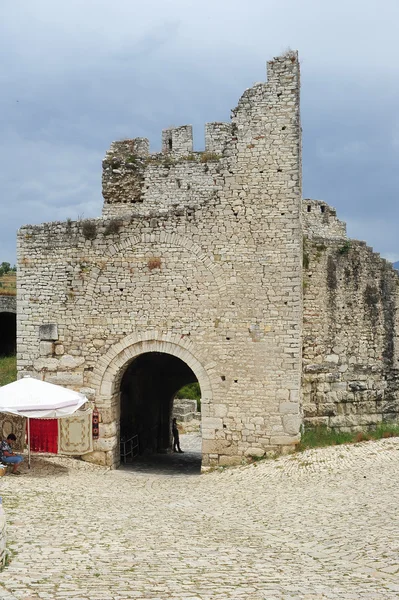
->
(0, 296, 16, 313)
(17, 51, 303, 468)
(302, 199, 346, 239)
(173, 398, 199, 422)
(302, 232, 399, 431)
(101, 139, 221, 219)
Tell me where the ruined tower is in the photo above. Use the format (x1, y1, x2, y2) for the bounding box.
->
(17, 51, 303, 467)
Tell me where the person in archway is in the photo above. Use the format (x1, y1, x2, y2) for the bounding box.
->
(0, 433, 24, 475)
(172, 418, 183, 453)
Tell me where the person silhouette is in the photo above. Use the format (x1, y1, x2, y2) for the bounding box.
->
(172, 418, 183, 453)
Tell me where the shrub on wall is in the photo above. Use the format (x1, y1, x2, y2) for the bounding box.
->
(82, 221, 97, 240)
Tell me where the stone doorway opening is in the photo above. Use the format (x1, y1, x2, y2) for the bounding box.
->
(0, 312, 16, 356)
(120, 351, 201, 460)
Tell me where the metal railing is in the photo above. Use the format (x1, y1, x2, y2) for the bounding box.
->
(120, 434, 139, 464)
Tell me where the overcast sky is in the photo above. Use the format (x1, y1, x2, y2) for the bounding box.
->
(1, 0, 398, 265)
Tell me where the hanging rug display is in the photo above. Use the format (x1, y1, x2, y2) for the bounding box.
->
(58, 406, 93, 455)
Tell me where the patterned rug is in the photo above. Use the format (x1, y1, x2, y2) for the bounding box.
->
(58, 407, 93, 455)
(0, 413, 26, 451)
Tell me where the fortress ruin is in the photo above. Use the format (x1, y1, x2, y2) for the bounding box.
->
(16, 51, 399, 468)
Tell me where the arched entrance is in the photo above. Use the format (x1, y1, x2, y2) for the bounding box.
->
(0, 312, 16, 356)
(91, 333, 213, 469)
(120, 351, 198, 455)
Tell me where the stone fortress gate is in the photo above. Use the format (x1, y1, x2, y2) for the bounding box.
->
(17, 51, 399, 469)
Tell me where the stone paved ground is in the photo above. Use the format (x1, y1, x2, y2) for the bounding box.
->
(1, 435, 399, 599)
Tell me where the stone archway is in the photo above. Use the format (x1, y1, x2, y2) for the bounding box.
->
(89, 333, 214, 469)
(120, 351, 199, 455)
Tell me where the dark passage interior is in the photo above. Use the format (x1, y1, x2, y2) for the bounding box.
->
(120, 352, 198, 456)
(0, 312, 16, 356)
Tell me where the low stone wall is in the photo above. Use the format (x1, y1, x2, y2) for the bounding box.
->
(0, 504, 6, 569)
(173, 398, 199, 422)
(0, 296, 16, 313)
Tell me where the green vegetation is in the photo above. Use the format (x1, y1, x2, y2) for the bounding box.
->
(0, 355, 17, 386)
(338, 240, 351, 255)
(199, 152, 221, 163)
(82, 220, 97, 240)
(0, 262, 16, 276)
(104, 219, 122, 236)
(297, 423, 399, 452)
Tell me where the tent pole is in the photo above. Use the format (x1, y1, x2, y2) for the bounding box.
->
(27, 417, 31, 469)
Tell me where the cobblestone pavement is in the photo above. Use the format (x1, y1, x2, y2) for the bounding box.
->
(1, 435, 399, 599)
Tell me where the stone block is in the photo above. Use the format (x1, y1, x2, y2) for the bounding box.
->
(303, 403, 317, 416)
(270, 434, 300, 445)
(244, 447, 265, 458)
(98, 406, 119, 424)
(93, 435, 118, 452)
(93, 339, 105, 349)
(325, 354, 339, 364)
(213, 404, 228, 418)
(202, 417, 223, 430)
(332, 345, 345, 354)
(279, 402, 299, 414)
(202, 439, 236, 455)
(304, 416, 329, 427)
(105, 449, 118, 468)
(282, 414, 301, 435)
(39, 341, 54, 357)
(58, 354, 86, 371)
(54, 343, 64, 356)
(79, 387, 96, 401)
(99, 422, 117, 438)
(276, 388, 290, 401)
(46, 372, 84, 386)
(219, 455, 242, 466)
(289, 389, 300, 402)
(81, 451, 107, 466)
(39, 323, 58, 341)
(33, 358, 59, 372)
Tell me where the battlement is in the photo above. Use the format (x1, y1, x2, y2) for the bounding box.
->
(102, 50, 301, 218)
(162, 125, 193, 156)
(205, 122, 232, 154)
(302, 199, 347, 239)
(266, 49, 299, 84)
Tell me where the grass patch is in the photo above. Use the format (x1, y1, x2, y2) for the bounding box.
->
(0, 355, 17, 386)
(297, 423, 399, 452)
(0, 272, 16, 296)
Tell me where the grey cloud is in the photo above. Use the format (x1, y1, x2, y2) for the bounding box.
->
(1, 0, 399, 264)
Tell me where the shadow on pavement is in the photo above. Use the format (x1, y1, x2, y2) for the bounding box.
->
(119, 450, 202, 476)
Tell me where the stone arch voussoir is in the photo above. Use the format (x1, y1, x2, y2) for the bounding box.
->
(92, 332, 214, 404)
(84, 232, 227, 305)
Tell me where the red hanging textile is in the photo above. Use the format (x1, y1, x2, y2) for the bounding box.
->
(28, 419, 58, 454)
(92, 407, 99, 440)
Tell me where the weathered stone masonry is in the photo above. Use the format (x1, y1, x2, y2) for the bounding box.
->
(15, 51, 399, 468)
(302, 200, 399, 431)
(17, 52, 302, 468)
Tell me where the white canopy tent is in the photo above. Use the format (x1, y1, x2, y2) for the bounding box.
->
(0, 376, 88, 468)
